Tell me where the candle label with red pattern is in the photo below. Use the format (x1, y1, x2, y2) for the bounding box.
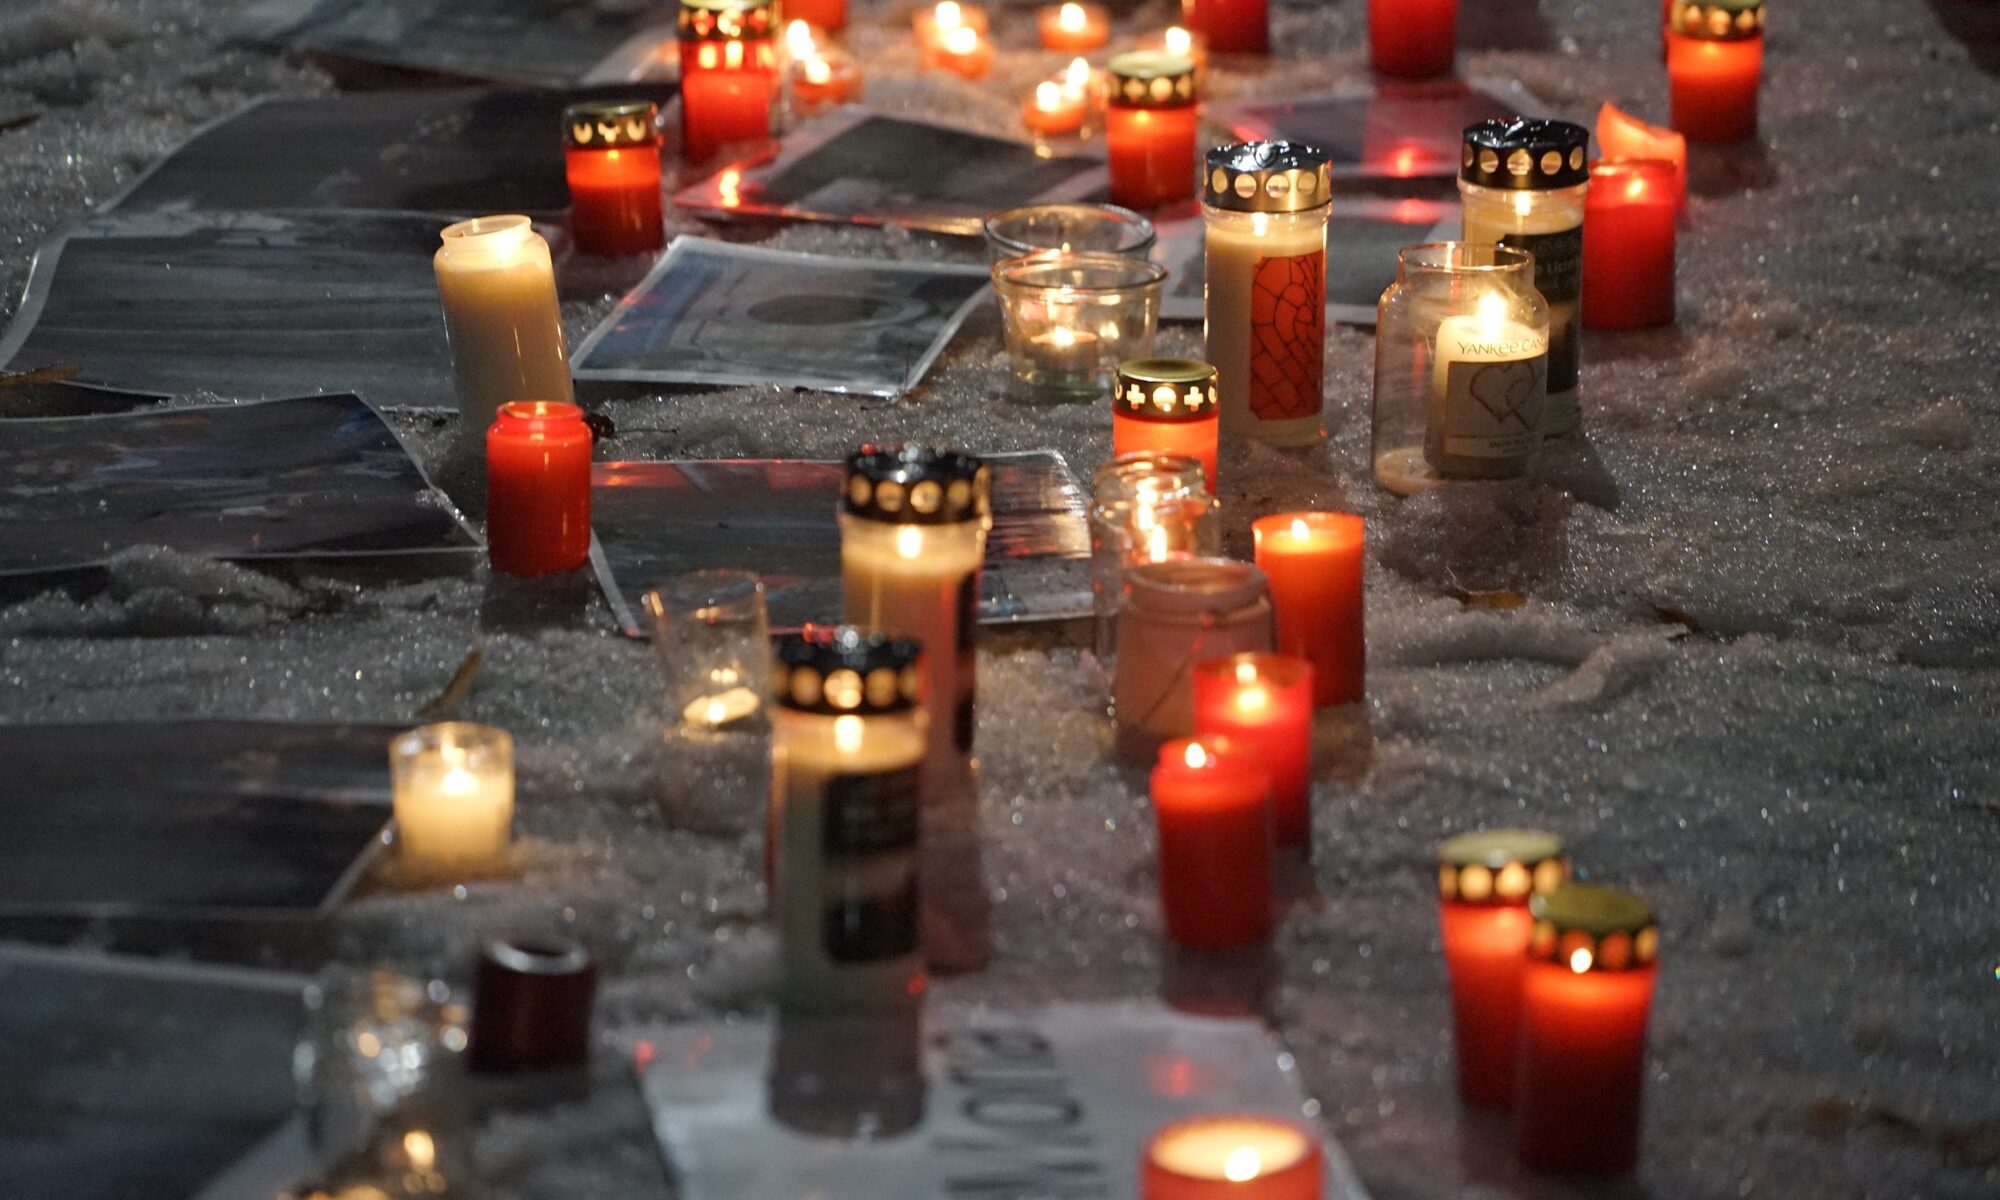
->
(1440, 356, 1548, 457)
(1496, 228, 1580, 396)
(1250, 251, 1326, 421)
(821, 765, 921, 961)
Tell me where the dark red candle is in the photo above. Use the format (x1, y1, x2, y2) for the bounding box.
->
(1368, 0, 1458, 79)
(1516, 883, 1660, 1174)
(1583, 159, 1677, 330)
(1151, 737, 1272, 950)
(563, 100, 664, 256)
(679, 0, 781, 163)
(1191, 654, 1312, 849)
(1182, 0, 1267, 55)
(1106, 53, 1200, 211)
(1665, 0, 1763, 143)
(1435, 830, 1569, 1108)
(487, 401, 593, 577)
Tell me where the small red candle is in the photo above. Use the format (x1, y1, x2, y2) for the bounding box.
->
(486, 401, 593, 577)
(1435, 830, 1569, 1109)
(1250, 513, 1364, 709)
(786, 22, 861, 116)
(1367, 0, 1458, 79)
(914, 2, 989, 71)
(1595, 102, 1686, 213)
(1182, 0, 1267, 55)
(1038, 2, 1110, 51)
(1665, 0, 1763, 143)
(678, 0, 780, 163)
(1023, 80, 1087, 138)
(562, 100, 664, 256)
(786, 0, 846, 33)
(1583, 158, 1677, 330)
(1112, 358, 1220, 491)
(1106, 52, 1199, 211)
(1191, 654, 1312, 848)
(1142, 1114, 1323, 1200)
(1517, 883, 1660, 1174)
(1151, 738, 1272, 950)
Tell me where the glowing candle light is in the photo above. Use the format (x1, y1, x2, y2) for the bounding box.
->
(1113, 558, 1273, 760)
(1038, 2, 1110, 51)
(1137, 25, 1208, 67)
(786, 22, 861, 115)
(786, 0, 846, 33)
(1583, 158, 1678, 330)
(914, 2, 990, 71)
(1181, 0, 1268, 56)
(432, 216, 572, 442)
(1250, 512, 1364, 708)
(1666, 0, 1764, 143)
(1023, 79, 1088, 138)
(486, 401, 593, 578)
(1428, 289, 1549, 475)
(1150, 738, 1272, 948)
(1595, 102, 1687, 213)
(390, 723, 514, 875)
(1368, 0, 1459, 78)
(1142, 1114, 1324, 1199)
(678, 0, 780, 163)
(1111, 358, 1220, 490)
(936, 22, 993, 78)
(561, 100, 664, 256)
(1191, 653, 1313, 847)
(1106, 52, 1200, 211)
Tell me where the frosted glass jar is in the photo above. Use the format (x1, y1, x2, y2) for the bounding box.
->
(1089, 452, 1219, 659)
(1111, 557, 1273, 763)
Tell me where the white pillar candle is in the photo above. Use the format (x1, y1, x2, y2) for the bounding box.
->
(389, 723, 514, 874)
(433, 216, 573, 442)
(1425, 291, 1548, 479)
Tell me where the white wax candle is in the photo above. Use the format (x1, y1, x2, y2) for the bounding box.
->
(433, 216, 574, 442)
(390, 723, 514, 873)
(1461, 189, 1582, 436)
(1203, 209, 1328, 446)
(1426, 293, 1548, 478)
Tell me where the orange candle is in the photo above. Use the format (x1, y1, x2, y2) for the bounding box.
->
(1112, 358, 1220, 491)
(1583, 158, 1677, 330)
(786, 0, 846, 32)
(1151, 737, 1271, 949)
(935, 23, 993, 78)
(1105, 52, 1199, 210)
(1191, 654, 1312, 848)
(1517, 884, 1660, 1174)
(1250, 513, 1364, 708)
(1038, 2, 1110, 51)
(1142, 1114, 1323, 1200)
(914, 2, 989, 69)
(1665, 0, 1763, 143)
(562, 100, 664, 256)
(1182, 0, 1267, 55)
(1137, 25, 1207, 68)
(679, 0, 780, 163)
(786, 24, 861, 115)
(1436, 830, 1569, 1108)
(1368, 0, 1458, 79)
(1022, 80, 1087, 137)
(1595, 102, 1687, 213)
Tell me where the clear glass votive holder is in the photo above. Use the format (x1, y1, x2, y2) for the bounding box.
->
(982, 203, 1158, 264)
(992, 251, 1167, 402)
(1089, 452, 1219, 660)
(1371, 243, 1551, 497)
(642, 568, 773, 736)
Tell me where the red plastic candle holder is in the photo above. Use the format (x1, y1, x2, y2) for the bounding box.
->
(1250, 513, 1364, 708)
(1151, 737, 1272, 950)
(1191, 654, 1313, 849)
(1022, 80, 1088, 138)
(487, 401, 593, 577)
(1182, 0, 1268, 55)
(1142, 1114, 1324, 1200)
(1106, 52, 1200, 211)
(1368, 0, 1459, 79)
(679, 0, 780, 162)
(1112, 358, 1220, 491)
(1665, 0, 1763, 143)
(1583, 158, 1678, 330)
(562, 100, 664, 256)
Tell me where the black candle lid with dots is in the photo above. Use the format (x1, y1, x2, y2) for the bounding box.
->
(1528, 883, 1660, 972)
(843, 443, 991, 526)
(1437, 829, 1569, 906)
(1669, 0, 1766, 41)
(563, 100, 661, 149)
(1459, 118, 1591, 190)
(773, 626, 923, 717)
(1203, 141, 1333, 214)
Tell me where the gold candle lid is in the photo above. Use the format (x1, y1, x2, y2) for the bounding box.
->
(843, 443, 991, 526)
(1669, 0, 1765, 40)
(679, 0, 779, 41)
(1437, 829, 1568, 905)
(1107, 51, 1197, 110)
(773, 626, 922, 717)
(563, 100, 661, 149)
(1529, 883, 1660, 972)
(1203, 141, 1333, 214)
(1114, 358, 1218, 423)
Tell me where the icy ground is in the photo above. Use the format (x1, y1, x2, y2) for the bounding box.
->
(2, 0, 1998, 1197)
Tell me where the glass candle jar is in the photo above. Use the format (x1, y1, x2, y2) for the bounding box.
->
(562, 100, 664, 256)
(983, 203, 1158, 264)
(769, 626, 928, 1015)
(1458, 118, 1588, 438)
(993, 252, 1167, 402)
(432, 215, 573, 443)
(1666, 0, 1764, 142)
(1112, 358, 1221, 490)
(785, 22, 863, 118)
(1105, 52, 1200, 211)
(1089, 452, 1219, 659)
(1111, 557, 1274, 763)
(642, 568, 772, 736)
(1371, 243, 1550, 496)
(486, 400, 593, 578)
(678, 0, 780, 163)
(1202, 141, 1334, 447)
(388, 722, 515, 877)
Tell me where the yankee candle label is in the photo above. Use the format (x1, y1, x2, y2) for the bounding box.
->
(1250, 250, 1325, 421)
(1440, 356, 1547, 457)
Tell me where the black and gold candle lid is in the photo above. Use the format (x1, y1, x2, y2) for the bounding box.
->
(1114, 358, 1219, 423)
(1669, 0, 1765, 40)
(1459, 118, 1590, 190)
(563, 100, 661, 149)
(774, 626, 923, 717)
(679, 0, 779, 41)
(843, 443, 991, 526)
(1437, 829, 1568, 905)
(1203, 141, 1333, 214)
(1528, 883, 1660, 973)
(1107, 52, 1198, 110)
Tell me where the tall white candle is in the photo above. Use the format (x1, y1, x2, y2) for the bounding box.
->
(433, 216, 573, 442)
(390, 722, 514, 874)
(1426, 291, 1548, 478)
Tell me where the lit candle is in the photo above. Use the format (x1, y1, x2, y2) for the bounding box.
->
(1142, 1114, 1323, 1199)
(678, 0, 781, 163)
(786, 22, 862, 116)
(486, 401, 593, 578)
(1516, 883, 1660, 1174)
(914, 2, 990, 71)
(1202, 143, 1333, 447)
(1028, 325, 1102, 386)
(683, 684, 762, 731)
(935, 22, 993, 78)
(1427, 290, 1549, 478)
(1250, 512, 1363, 708)
(770, 628, 928, 1014)
(786, 0, 846, 33)
(1368, 0, 1459, 79)
(1191, 653, 1312, 848)
(1038, 2, 1109, 51)
(1137, 25, 1207, 68)
(1112, 358, 1220, 491)
(561, 100, 664, 256)
(1106, 52, 1200, 211)
(432, 216, 573, 442)
(390, 723, 514, 875)
(1595, 102, 1687, 213)
(1150, 738, 1272, 949)
(1666, 0, 1764, 143)
(1112, 558, 1273, 760)
(1583, 158, 1677, 330)
(1181, 0, 1268, 55)
(1435, 829, 1569, 1108)
(1023, 80, 1088, 138)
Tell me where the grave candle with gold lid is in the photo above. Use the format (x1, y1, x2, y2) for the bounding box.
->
(678, 0, 780, 163)
(1666, 0, 1765, 143)
(1113, 358, 1221, 490)
(561, 99, 664, 256)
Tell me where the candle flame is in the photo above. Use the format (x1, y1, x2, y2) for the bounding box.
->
(1511, 190, 1535, 217)
(441, 766, 477, 796)
(1063, 56, 1091, 93)
(1234, 660, 1258, 685)
(1570, 947, 1594, 973)
(1034, 80, 1064, 111)
(703, 697, 728, 724)
(804, 57, 832, 83)
(834, 714, 864, 754)
(1183, 742, 1209, 769)
(1048, 325, 1077, 347)
(403, 1130, 436, 1172)
(943, 24, 979, 53)
(718, 168, 742, 208)
(896, 524, 924, 559)
(1059, 2, 1086, 31)
(785, 18, 815, 56)
(936, 0, 962, 28)
(1223, 1148, 1263, 1182)
(1290, 517, 1309, 541)
(1145, 522, 1169, 562)
(1626, 176, 1647, 200)
(1237, 685, 1269, 714)
(1476, 290, 1508, 332)
(1164, 26, 1192, 56)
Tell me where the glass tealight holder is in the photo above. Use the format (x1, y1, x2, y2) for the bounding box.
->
(1089, 452, 1219, 660)
(992, 252, 1167, 403)
(982, 203, 1158, 264)
(642, 568, 773, 736)
(1371, 243, 1551, 497)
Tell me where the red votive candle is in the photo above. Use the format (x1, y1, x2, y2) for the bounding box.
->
(1191, 654, 1312, 848)
(1022, 80, 1088, 138)
(1113, 358, 1220, 491)
(1106, 52, 1200, 211)
(487, 401, 593, 577)
(562, 100, 664, 256)
(1038, 2, 1109, 51)
(679, 0, 780, 163)
(1435, 830, 1569, 1108)
(1368, 0, 1458, 79)
(1250, 513, 1364, 708)
(1666, 0, 1763, 143)
(1583, 158, 1678, 330)
(1143, 1114, 1324, 1200)
(1517, 883, 1660, 1175)
(786, 0, 846, 32)
(1595, 102, 1687, 213)
(1182, 0, 1268, 55)
(1151, 738, 1272, 950)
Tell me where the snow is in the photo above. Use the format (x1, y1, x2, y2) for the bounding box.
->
(2, 1, 1998, 1198)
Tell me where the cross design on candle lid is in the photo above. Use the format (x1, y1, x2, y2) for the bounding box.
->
(1528, 883, 1660, 972)
(1115, 358, 1218, 421)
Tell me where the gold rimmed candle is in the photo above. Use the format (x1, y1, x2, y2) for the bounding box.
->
(432, 215, 572, 443)
(1113, 358, 1220, 490)
(1142, 1114, 1324, 1199)
(678, 0, 781, 162)
(1106, 52, 1200, 211)
(389, 722, 515, 875)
